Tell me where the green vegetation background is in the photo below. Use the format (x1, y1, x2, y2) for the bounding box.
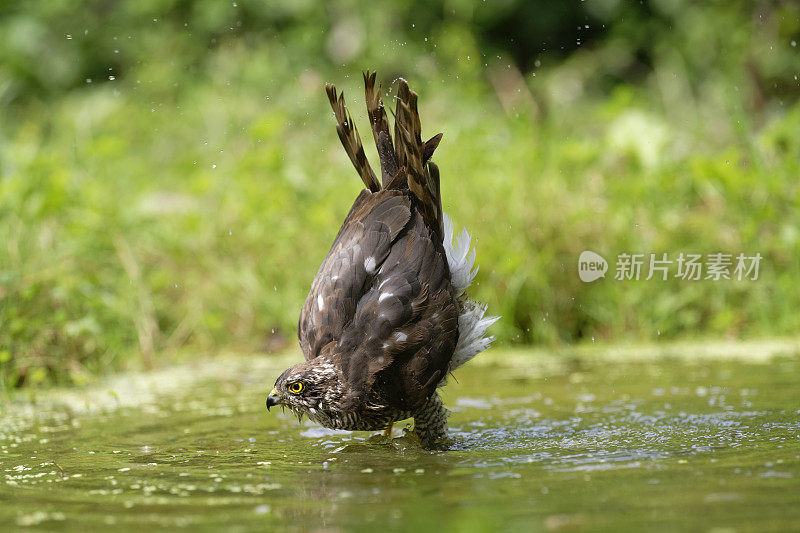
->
(1, 0, 798, 388)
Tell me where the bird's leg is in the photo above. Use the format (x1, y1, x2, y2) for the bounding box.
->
(413, 393, 449, 448)
(382, 422, 394, 438)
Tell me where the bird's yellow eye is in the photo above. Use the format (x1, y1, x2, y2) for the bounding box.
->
(288, 381, 305, 394)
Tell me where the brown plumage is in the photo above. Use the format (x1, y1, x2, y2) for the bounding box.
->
(266, 71, 497, 447)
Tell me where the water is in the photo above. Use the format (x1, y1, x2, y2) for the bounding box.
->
(2, 346, 799, 531)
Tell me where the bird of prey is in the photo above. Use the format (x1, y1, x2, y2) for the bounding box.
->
(266, 71, 498, 447)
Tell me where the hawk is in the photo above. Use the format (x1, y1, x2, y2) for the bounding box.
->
(266, 72, 498, 447)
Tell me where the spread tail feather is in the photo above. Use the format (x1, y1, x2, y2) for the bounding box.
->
(393, 77, 444, 240)
(325, 73, 445, 238)
(363, 71, 399, 186)
(325, 83, 380, 192)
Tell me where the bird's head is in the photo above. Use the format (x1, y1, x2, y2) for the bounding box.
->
(266, 357, 345, 425)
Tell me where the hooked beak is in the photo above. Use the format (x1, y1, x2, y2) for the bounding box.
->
(266, 387, 281, 411)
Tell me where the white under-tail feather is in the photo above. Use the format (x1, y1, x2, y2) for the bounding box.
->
(442, 214, 478, 294)
(441, 213, 500, 375)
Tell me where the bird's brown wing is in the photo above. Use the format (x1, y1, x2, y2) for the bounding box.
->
(298, 189, 412, 361)
(336, 212, 458, 412)
(298, 190, 458, 412)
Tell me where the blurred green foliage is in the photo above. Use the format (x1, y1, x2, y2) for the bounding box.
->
(1, 0, 799, 388)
